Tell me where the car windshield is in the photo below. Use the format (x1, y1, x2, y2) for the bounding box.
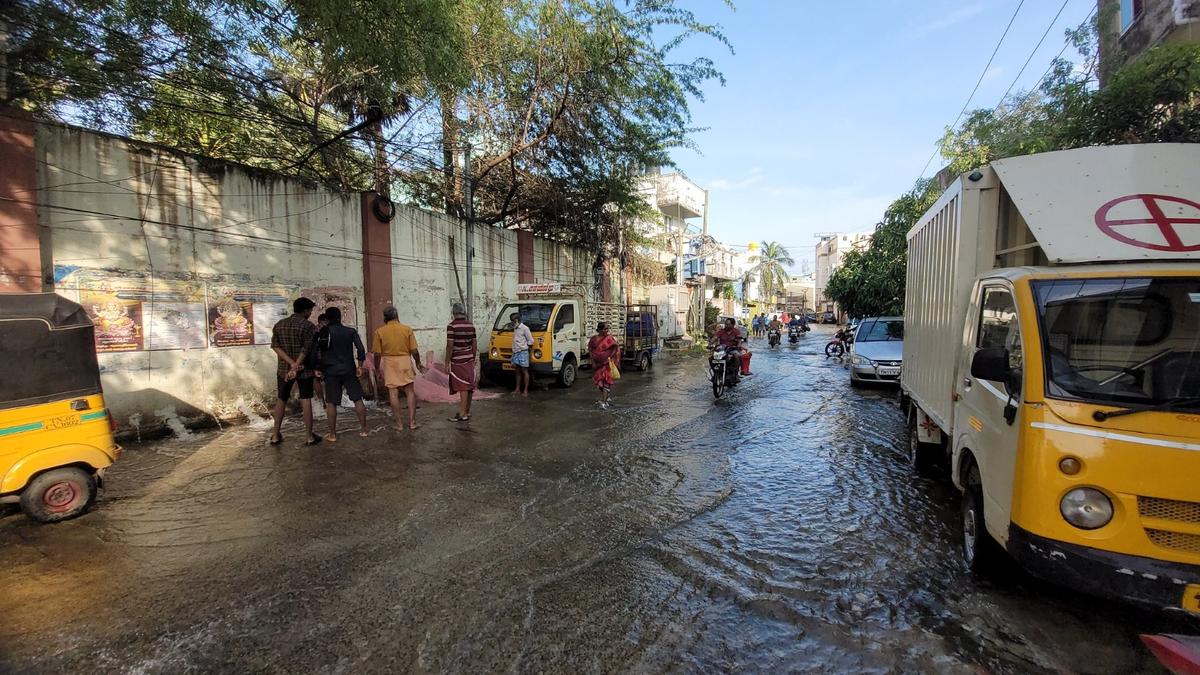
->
(1033, 278, 1200, 408)
(857, 319, 904, 342)
(494, 303, 554, 332)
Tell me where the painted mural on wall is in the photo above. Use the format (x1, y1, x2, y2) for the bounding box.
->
(301, 285, 358, 329)
(207, 284, 297, 348)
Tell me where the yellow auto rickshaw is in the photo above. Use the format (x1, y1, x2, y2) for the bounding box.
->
(0, 293, 120, 522)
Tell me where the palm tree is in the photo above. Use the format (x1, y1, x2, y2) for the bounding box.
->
(739, 269, 757, 303)
(748, 241, 795, 303)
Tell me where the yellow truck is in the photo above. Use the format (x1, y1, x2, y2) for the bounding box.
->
(483, 283, 626, 387)
(903, 144, 1200, 614)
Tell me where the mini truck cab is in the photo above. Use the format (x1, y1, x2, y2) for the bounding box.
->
(903, 144, 1200, 615)
(0, 293, 120, 522)
(483, 283, 625, 388)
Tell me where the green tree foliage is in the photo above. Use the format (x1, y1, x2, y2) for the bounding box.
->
(824, 181, 938, 318)
(2, 0, 728, 255)
(748, 241, 793, 302)
(826, 30, 1200, 320)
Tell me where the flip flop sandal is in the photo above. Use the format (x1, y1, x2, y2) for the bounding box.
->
(269, 434, 283, 445)
(305, 435, 323, 446)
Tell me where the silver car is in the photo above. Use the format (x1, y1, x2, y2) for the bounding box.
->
(849, 316, 904, 387)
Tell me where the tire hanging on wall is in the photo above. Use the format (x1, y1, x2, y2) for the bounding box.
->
(372, 194, 396, 223)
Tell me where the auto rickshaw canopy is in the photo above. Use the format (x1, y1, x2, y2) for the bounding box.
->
(0, 293, 102, 411)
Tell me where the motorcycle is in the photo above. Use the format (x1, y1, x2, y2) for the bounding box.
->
(708, 346, 741, 399)
(768, 328, 781, 347)
(788, 325, 803, 344)
(825, 327, 854, 357)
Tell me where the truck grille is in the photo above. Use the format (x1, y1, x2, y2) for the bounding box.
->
(1138, 496, 1200, 525)
(1145, 529, 1200, 554)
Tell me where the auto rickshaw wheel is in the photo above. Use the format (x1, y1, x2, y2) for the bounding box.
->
(20, 467, 96, 523)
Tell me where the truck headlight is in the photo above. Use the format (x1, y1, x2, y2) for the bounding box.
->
(533, 349, 543, 359)
(1060, 488, 1113, 530)
(850, 354, 872, 366)
(490, 347, 499, 358)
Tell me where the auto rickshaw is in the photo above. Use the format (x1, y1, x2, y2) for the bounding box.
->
(0, 293, 120, 522)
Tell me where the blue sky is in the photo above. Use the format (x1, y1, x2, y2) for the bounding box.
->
(670, 0, 1096, 271)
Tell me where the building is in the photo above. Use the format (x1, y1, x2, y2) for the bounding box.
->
(684, 237, 743, 319)
(1098, 0, 1200, 84)
(633, 168, 708, 338)
(783, 275, 817, 314)
(814, 231, 872, 318)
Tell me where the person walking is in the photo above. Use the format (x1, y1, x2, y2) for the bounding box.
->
(372, 306, 423, 431)
(445, 303, 477, 422)
(510, 311, 533, 396)
(587, 322, 621, 409)
(269, 297, 321, 446)
(314, 306, 368, 441)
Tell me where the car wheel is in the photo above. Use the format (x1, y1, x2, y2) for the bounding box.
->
(557, 357, 577, 388)
(20, 467, 97, 523)
(961, 463, 1000, 572)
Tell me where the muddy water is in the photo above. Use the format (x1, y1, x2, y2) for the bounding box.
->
(0, 326, 1190, 672)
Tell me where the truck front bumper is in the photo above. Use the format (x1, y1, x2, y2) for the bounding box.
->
(1008, 523, 1200, 613)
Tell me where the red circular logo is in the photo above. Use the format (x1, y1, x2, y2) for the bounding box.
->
(1094, 194, 1200, 252)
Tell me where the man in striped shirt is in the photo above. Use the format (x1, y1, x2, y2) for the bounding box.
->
(445, 303, 478, 422)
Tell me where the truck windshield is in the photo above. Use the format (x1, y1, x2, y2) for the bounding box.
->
(494, 303, 554, 332)
(1032, 278, 1200, 408)
(857, 319, 904, 342)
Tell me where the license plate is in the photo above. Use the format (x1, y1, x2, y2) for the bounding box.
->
(878, 367, 900, 377)
(1185, 584, 1200, 613)
(45, 414, 82, 430)
(501, 363, 514, 371)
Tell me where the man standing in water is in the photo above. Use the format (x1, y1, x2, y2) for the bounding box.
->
(445, 303, 477, 422)
(372, 306, 423, 431)
(314, 307, 369, 441)
(269, 297, 320, 445)
(510, 311, 534, 396)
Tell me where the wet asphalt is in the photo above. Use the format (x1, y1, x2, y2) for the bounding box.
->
(0, 325, 1192, 673)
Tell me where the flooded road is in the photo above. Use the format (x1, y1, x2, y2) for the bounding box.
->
(0, 326, 1188, 672)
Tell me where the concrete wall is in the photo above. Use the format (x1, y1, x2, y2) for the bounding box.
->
(31, 123, 611, 433)
(1099, 0, 1200, 83)
(37, 124, 364, 434)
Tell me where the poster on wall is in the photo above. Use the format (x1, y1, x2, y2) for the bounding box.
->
(207, 284, 297, 348)
(79, 276, 207, 352)
(301, 286, 359, 329)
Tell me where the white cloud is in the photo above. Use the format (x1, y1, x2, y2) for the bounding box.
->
(908, 4, 986, 39)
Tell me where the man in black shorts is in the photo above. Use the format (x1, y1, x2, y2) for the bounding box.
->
(313, 306, 369, 441)
(269, 297, 320, 445)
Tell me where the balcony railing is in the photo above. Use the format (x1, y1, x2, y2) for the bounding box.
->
(656, 173, 705, 218)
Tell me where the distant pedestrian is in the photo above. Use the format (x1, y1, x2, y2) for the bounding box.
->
(269, 297, 320, 446)
(445, 303, 477, 422)
(510, 311, 533, 396)
(588, 322, 621, 409)
(314, 306, 368, 441)
(372, 306, 423, 431)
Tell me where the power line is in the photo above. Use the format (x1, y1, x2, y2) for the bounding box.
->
(994, 0, 1072, 109)
(918, 0, 1027, 179)
(997, 4, 1097, 122)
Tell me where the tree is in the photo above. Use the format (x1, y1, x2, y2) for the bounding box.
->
(748, 241, 793, 303)
(738, 269, 756, 303)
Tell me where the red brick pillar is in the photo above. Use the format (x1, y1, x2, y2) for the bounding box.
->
(0, 110, 43, 292)
(361, 192, 394, 339)
(517, 230, 534, 283)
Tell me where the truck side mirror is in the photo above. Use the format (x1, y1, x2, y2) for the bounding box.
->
(970, 347, 1011, 382)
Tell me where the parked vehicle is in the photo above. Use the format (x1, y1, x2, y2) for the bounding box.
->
(483, 283, 625, 388)
(849, 317, 903, 387)
(708, 345, 741, 399)
(902, 144, 1200, 615)
(804, 312, 817, 324)
(621, 304, 660, 371)
(825, 326, 854, 357)
(0, 293, 121, 523)
(821, 311, 836, 324)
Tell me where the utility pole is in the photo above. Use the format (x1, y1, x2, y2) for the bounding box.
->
(463, 144, 474, 321)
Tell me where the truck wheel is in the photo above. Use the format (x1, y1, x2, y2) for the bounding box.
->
(638, 352, 651, 371)
(907, 411, 937, 473)
(20, 467, 97, 523)
(961, 463, 999, 572)
(557, 357, 577, 388)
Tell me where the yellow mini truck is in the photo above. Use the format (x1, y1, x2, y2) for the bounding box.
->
(0, 293, 120, 523)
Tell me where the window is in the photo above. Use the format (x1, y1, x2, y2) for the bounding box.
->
(493, 303, 554, 332)
(1120, 0, 1144, 31)
(856, 319, 903, 342)
(554, 304, 575, 331)
(977, 287, 1022, 372)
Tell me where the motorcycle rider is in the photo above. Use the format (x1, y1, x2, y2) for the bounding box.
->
(710, 318, 749, 380)
(766, 315, 783, 345)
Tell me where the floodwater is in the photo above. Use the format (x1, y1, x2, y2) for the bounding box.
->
(0, 326, 1191, 673)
